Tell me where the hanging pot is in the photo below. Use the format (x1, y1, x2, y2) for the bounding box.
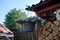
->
(56, 9, 60, 20)
(22, 22, 35, 32)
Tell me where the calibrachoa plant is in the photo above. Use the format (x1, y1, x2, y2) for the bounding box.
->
(16, 16, 44, 26)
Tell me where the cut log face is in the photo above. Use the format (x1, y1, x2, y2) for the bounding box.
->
(37, 21, 60, 40)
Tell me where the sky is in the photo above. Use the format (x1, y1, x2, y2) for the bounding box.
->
(0, 0, 40, 24)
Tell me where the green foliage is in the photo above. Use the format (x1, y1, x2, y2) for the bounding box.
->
(4, 8, 27, 28)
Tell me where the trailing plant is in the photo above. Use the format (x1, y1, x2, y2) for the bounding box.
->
(16, 16, 43, 26)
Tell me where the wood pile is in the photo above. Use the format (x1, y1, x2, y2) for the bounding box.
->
(38, 20, 60, 40)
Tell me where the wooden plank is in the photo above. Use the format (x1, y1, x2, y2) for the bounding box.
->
(45, 34, 53, 40)
(42, 29, 50, 36)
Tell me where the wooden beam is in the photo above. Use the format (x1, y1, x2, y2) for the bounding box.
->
(32, 0, 51, 11)
(36, 3, 60, 15)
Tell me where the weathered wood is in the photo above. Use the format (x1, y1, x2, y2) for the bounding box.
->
(58, 32, 60, 37)
(37, 21, 60, 40)
(54, 21, 60, 26)
(45, 34, 53, 40)
(53, 36, 59, 40)
(52, 31, 58, 37)
(12, 21, 60, 40)
(42, 30, 50, 36)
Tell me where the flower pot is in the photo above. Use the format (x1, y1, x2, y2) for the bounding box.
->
(22, 22, 35, 32)
(56, 9, 60, 20)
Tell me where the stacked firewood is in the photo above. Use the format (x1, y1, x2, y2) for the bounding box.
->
(38, 20, 60, 40)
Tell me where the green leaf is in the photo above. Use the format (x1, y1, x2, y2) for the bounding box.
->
(4, 8, 27, 29)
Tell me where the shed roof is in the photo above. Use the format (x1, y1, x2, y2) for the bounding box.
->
(26, 0, 60, 15)
(0, 23, 12, 33)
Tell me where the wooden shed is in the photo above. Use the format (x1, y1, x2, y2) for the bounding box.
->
(26, 0, 60, 22)
(25, 0, 60, 40)
(0, 23, 14, 40)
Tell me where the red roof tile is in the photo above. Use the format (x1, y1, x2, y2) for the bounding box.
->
(0, 23, 12, 33)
